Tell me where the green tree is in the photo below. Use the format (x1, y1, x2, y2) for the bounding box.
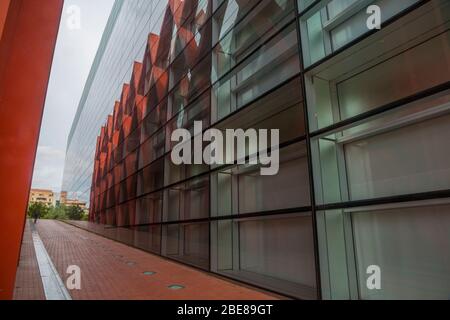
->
(28, 202, 50, 219)
(47, 205, 68, 220)
(65, 205, 85, 221)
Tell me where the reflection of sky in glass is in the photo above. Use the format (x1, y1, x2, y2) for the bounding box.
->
(177, 109, 185, 129)
(219, 1, 239, 39)
(32, 0, 115, 194)
(62, 1, 169, 202)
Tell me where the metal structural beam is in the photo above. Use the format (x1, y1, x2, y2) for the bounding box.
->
(0, 0, 63, 300)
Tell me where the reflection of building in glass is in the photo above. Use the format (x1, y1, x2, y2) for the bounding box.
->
(60, 192, 87, 210)
(59, 191, 67, 204)
(64, 0, 450, 299)
(29, 189, 56, 207)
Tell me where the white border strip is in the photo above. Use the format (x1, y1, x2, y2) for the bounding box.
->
(31, 223, 72, 300)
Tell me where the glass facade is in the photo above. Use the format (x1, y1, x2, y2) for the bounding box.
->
(62, 0, 169, 202)
(64, 0, 450, 299)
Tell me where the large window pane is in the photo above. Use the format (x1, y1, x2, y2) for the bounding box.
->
(133, 225, 162, 254)
(304, 6, 450, 132)
(352, 203, 450, 300)
(211, 213, 317, 299)
(345, 111, 450, 201)
(138, 129, 165, 169)
(135, 192, 163, 224)
(311, 90, 450, 205)
(137, 158, 164, 196)
(211, 142, 311, 216)
(166, 91, 210, 151)
(212, 22, 300, 122)
(212, 0, 295, 82)
(299, 0, 421, 67)
(162, 222, 210, 269)
(163, 176, 210, 221)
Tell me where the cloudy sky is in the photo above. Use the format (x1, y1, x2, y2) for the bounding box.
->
(31, 0, 114, 192)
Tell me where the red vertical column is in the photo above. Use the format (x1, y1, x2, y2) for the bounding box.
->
(0, 0, 63, 300)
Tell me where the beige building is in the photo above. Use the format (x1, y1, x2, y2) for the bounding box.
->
(63, 199, 87, 210)
(60, 191, 87, 210)
(29, 189, 55, 207)
(60, 191, 67, 204)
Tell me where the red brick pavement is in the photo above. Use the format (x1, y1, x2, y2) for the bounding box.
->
(33, 220, 279, 300)
(13, 220, 45, 300)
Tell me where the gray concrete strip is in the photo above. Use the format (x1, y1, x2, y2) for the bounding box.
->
(31, 223, 72, 300)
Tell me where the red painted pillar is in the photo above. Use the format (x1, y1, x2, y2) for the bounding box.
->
(0, 0, 63, 300)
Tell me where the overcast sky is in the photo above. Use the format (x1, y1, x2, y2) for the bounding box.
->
(31, 0, 114, 192)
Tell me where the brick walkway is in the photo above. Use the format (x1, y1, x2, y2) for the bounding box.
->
(15, 220, 278, 300)
(13, 221, 45, 300)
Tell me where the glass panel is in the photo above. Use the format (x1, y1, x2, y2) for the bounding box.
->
(141, 101, 167, 143)
(169, 57, 212, 119)
(315, 210, 356, 299)
(165, 153, 209, 186)
(169, 18, 212, 89)
(352, 203, 450, 300)
(330, 0, 419, 50)
(297, 0, 315, 13)
(166, 91, 210, 151)
(212, 142, 311, 216)
(162, 222, 210, 270)
(116, 226, 135, 246)
(133, 225, 162, 254)
(212, 213, 317, 299)
(338, 32, 450, 121)
(212, 0, 255, 45)
(305, 11, 325, 65)
(311, 90, 450, 205)
(135, 192, 163, 224)
(305, 17, 450, 131)
(169, 0, 211, 63)
(327, 0, 359, 20)
(299, 0, 422, 67)
(138, 129, 165, 170)
(137, 158, 164, 196)
(212, 22, 300, 121)
(214, 77, 306, 152)
(345, 112, 450, 201)
(163, 176, 210, 221)
(212, 0, 295, 82)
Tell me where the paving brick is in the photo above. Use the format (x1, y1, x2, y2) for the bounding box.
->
(13, 221, 45, 300)
(33, 220, 279, 300)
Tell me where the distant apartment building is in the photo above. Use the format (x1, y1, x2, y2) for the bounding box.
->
(63, 199, 87, 210)
(29, 189, 55, 207)
(59, 190, 67, 204)
(59, 191, 87, 209)
(63, 0, 450, 300)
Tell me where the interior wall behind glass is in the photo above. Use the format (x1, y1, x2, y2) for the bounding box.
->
(353, 204, 450, 300)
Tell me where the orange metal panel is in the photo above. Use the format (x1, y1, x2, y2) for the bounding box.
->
(0, 0, 11, 40)
(0, 0, 63, 300)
